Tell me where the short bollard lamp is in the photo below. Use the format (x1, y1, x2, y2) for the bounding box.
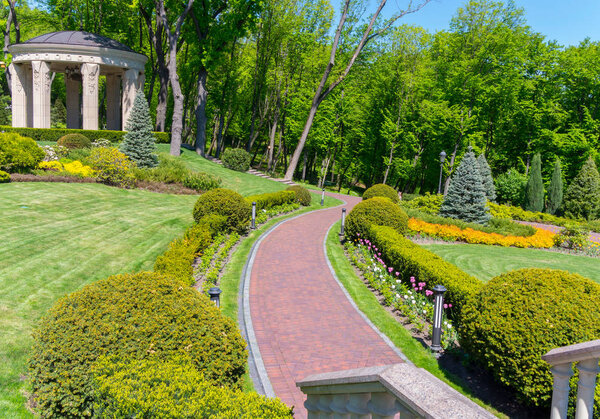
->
(251, 201, 256, 229)
(321, 188, 325, 206)
(208, 287, 222, 308)
(431, 284, 447, 354)
(340, 208, 346, 237)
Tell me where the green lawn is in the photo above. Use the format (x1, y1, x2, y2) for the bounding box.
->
(0, 182, 197, 418)
(423, 244, 600, 283)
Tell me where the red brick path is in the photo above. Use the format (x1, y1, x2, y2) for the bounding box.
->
(249, 193, 405, 417)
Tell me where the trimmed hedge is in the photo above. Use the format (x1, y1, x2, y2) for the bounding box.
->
(57, 133, 91, 149)
(363, 183, 399, 203)
(193, 188, 251, 234)
(221, 147, 251, 172)
(29, 271, 247, 417)
(346, 197, 409, 238)
(93, 356, 293, 418)
(246, 190, 296, 211)
(0, 125, 170, 144)
(286, 185, 312, 206)
(367, 225, 483, 318)
(461, 269, 600, 407)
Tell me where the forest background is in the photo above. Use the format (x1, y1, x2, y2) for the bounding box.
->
(1, 0, 599, 194)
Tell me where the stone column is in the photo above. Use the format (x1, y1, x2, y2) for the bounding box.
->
(31, 61, 51, 129)
(549, 363, 574, 419)
(121, 68, 139, 130)
(81, 63, 99, 130)
(65, 73, 81, 129)
(105, 74, 121, 131)
(9, 63, 29, 127)
(575, 358, 600, 419)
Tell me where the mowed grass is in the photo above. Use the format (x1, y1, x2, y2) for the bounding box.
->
(423, 244, 600, 283)
(0, 182, 197, 418)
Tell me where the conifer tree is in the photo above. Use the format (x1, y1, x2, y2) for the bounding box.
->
(547, 159, 563, 215)
(51, 99, 67, 128)
(563, 156, 600, 220)
(524, 153, 544, 212)
(477, 153, 496, 202)
(440, 147, 491, 224)
(120, 90, 158, 168)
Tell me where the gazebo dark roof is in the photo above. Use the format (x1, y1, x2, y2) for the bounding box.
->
(21, 31, 136, 53)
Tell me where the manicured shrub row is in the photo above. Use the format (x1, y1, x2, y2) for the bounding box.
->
(408, 218, 555, 248)
(193, 188, 251, 234)
(346, 197, 409, 238)
(286, 185, 312, 206)
(246, 190, 296, 211)
(461, 269, 600, 408)
(221, 147, 251, 172)
(29, 271, 247, 418)
(363, 183, 399, 203)
(366, 225, 483, 318)
(93, 357, 292, 418)
(0, 132, 45, 173)
(0, 125, 170, 143)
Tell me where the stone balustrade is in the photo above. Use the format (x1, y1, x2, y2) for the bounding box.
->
(296, 363, 495, 418)
(542, 339, 600, 419)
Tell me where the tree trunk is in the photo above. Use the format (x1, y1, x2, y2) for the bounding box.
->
(301, 149, 308, 181)
(383, 144, 395, 184)
(194, 66, 208, 156)
(443, 142, 459, 195)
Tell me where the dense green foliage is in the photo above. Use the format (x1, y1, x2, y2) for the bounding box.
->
(221, 148, 252, 172)
(476, 154, 496, 202)
(56, 133, 91, 150)
(0, 126, 170, 144)
(495, 169, 526, 206)
(183, 171, 222, 191)
(547, 159, 563, 215)
(286, 185, 312, 206)
(524, 153, 544, 212)
(193, 188, 252, 233)
(401, 193, 444, 214)
(0, 133, 45, 173)
(346, 197, 409, 238)
(362, 183, 399, 203)
(0, 170, 9, 183)
(89, 147, 136, 187)
(120, 91, 159, 168)
(563, 157, 600, 220)
(246, 190, 296, 210)
(92, 357, 292, 418)
(29, 271, 247, 417)
(440, 148, 490, 224)
(461, 269, 600, 407)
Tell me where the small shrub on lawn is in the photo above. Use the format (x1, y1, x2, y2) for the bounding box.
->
(286, 185, 312, 206)
(553, 224, 590, 250)
(460, 268, 600, 407)
(193, 188, 251, 234)
(29, 271, 247, 417)
(246, 190, 296, 211)
(346, 197, 409, 238)
(57, 133, 91, 150)
(0, 132, 45, 173)
(93, 356, 292, 418)
(183, 171, 222, 191)
(363, 183, 399, 203)
(89, 147, 135, 187)
(401, 193, 443, 214)
(0, 170, 10, 182)
(221, 148, 251, 172)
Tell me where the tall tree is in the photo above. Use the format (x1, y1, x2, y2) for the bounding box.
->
(120, 90, 158, 168)
(477, 153, 496, 202)
(546, 158, 563, 215)
(563, 156, 600, 220)
(524, 153, 544, 212)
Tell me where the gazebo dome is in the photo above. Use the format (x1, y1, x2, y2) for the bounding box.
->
(23, 31, 136, 54)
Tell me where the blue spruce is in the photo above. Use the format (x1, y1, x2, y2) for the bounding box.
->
(120, 90, 158, 168)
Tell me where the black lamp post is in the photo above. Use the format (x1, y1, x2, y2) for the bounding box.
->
(438, 151, 447, 195)
(431, 284, 447, 354)
(251, 201, 256, 230)
(321, 188, 325, 206)
(208, 287, 222, 308)
(339, 208, 346, 237)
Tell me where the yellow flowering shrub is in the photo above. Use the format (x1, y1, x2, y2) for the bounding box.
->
(38, 160, 63, 171)
(408, 218, 555, 248)
(39, 160, 95, 177)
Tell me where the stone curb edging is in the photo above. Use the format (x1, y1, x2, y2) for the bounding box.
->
(322, 222, 412, 365)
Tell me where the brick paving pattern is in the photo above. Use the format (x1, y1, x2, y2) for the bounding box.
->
(249, 193, 404, 417)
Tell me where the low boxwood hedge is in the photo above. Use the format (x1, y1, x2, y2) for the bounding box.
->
(346, 197, 409, 238)
(193, 188, 251, 234)
(0, 125, 170, 144)
(246, 190, 296, 211)
(29, 271, 247, 417)
(363, 183, 399, 203)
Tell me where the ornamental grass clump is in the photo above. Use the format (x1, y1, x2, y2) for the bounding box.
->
(460, 268, 600, 408)
(362, 183, 399, 203)
(346, 196, 409, 238)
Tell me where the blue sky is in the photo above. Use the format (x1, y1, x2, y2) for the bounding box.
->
(379, 0, 600, 46)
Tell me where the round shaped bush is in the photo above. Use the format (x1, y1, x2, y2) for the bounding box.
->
(29, 271, 247, 418)
(363, 183, 399, 203)
(193, 188, 251, 233)
(346, 197, 409, 238)
(57, 133, 92, 149)
(0, 170, 10, 183)
(286, 185, 312, 206)
(0, 132, 45, 173)
(461, 268, 600, 407)
(221, 148, 251, 172)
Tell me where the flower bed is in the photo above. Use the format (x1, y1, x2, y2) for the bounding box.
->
(408, 218, 555, 248)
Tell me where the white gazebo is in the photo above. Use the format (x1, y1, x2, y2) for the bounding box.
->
(8, 31, 148, 131)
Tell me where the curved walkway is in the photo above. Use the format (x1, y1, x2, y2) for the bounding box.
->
(247, 193, 405, 417)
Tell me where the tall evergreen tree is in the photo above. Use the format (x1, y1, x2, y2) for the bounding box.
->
(524, 153, 544, 212)
(120, 90, 158, 168)
(477, 153, 496, 202)
(51, 98, 66, 128)
(440, 147, 491, 224)
(563, 156, 600, 220)
(547, 158, 563, 215)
